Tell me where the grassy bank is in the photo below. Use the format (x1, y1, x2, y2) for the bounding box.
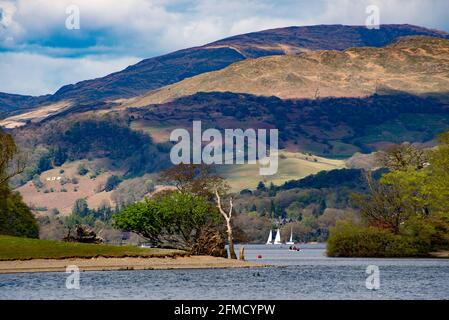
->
(0, 235, 187, 261)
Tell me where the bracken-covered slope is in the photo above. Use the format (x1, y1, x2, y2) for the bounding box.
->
(1, 24, 448, 118)
(125, 36, 449, 107)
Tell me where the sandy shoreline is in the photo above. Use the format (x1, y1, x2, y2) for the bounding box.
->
(0, 256, 267, 274)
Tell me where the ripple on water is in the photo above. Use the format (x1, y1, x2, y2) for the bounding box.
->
(1, 245, 449, 299)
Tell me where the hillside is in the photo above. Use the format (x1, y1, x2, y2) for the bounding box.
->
(15, 152, 344, 214)
(1, 24, 448, 122)
(15, 160, 115, 215)
(219, 151, 345, 191)
(208, 24, 449, 56)
(0, 93, 50, 117)
(124, 36, 449, 106)
(4, 24, 449, 222)
(124, 90, 449, 157)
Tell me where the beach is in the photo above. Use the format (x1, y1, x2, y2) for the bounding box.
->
(0, 256, 265, 274)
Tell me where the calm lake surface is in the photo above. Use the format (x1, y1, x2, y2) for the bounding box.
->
(1, 244, 449, 300)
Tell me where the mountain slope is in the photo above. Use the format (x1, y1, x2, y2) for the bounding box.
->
(0, 93, 50, 116)
(124, 36, 449, 107)
(30, 25, 449, 104)
(208, 24, 449, 57)
(52, 47, 246, 102)
(2, 24, 448, 120)
(125, 91, 449, 157)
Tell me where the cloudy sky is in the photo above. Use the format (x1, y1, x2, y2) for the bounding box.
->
(0, 0, 448, 96)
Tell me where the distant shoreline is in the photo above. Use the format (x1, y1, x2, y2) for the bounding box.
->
(0, 256, 267, 274)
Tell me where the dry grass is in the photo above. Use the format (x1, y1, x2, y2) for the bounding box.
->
(219, 151, 345, 191)
(120, 36, 449, 108)
(16, 161, 114, 215)
(0, 101, 72, 128)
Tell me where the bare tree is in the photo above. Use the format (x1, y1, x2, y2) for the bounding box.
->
(352, 172, 408, 234)
(159, 164, 228, 200)
(376, 143, 428, 171)
(215, 189, 237, 259)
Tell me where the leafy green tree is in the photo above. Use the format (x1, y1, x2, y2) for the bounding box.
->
(113, 191, 219, 251)
(427, 132, 449, 214)
(286, 202, 302, 221)
(257, 181, 267, 192)
(104, 175, 121, 192)
(51, 146, 67, 167)
(92, 200, 113, 222)
(332, 134, 449, 256)
(72, 198, 89, 217)
(77, 164, 88, 176)
(0, 186, 39, 238)
(32, 174, 44, 189)
(0, 130, 38, 238)
(37, 156, 52, 173)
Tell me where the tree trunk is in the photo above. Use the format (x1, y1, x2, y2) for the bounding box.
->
(215, 190, 237, 259)
(226, 218, 237, 259)
(239, 246, 245, 260)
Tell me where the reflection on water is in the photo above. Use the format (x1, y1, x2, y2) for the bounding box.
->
(1, 244, 449, 300)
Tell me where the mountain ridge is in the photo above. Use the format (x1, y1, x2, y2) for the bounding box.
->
(1, 24, 448, 121)
(122, 36, 449, 107)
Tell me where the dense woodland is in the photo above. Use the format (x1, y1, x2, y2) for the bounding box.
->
(129, 91, 449, 156)
(328, 136, 449, 257)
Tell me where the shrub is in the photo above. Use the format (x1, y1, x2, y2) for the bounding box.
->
(32, 175, 44, 189)
(327, 221, 429, 257)
(77, 164, 89, 176)
(104, 175, 121, 192)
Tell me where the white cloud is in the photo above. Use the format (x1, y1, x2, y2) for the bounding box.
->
(3, 0, 446, 55)
(0, 52, 139, 95)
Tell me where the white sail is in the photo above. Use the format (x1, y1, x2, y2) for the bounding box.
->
(266, 230, 273, 245)
(274, 228, 282, 244)
(286, 228, 294, 245)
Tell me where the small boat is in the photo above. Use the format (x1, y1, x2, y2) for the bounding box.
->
(273, 228, 282, 245)
(286, 228, 294, 245)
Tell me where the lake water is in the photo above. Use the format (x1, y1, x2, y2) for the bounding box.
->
(1, 244, 449, 300)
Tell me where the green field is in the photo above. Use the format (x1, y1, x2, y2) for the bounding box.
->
(0, 235, 186, 261)
(218, 151, 345, 191)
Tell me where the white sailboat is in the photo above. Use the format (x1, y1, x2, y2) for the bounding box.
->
(266, 230, 273, 245)
(273, 228, 282, 245)
(286, 228, 294, 245)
